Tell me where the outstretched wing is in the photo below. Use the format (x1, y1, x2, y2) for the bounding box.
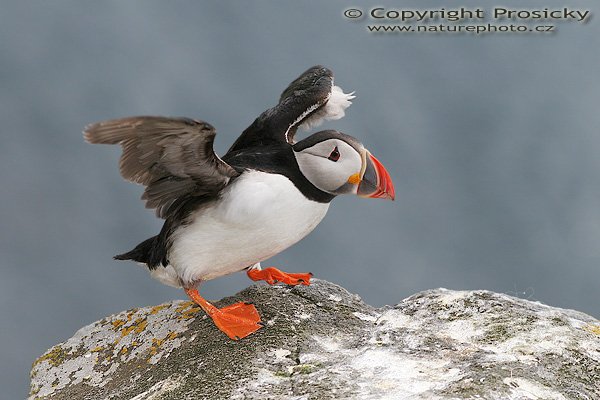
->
(227, 65, 355, 154)
(84, 116, 239, 218)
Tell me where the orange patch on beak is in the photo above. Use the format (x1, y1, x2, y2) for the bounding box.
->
(347, 173, 361, 185)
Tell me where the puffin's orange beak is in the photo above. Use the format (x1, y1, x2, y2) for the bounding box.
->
(356, 151, 395, 200)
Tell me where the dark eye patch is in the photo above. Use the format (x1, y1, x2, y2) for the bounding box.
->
(328, 146, 340, 162)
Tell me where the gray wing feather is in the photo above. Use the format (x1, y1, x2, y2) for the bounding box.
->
(84, 116, 239, 218)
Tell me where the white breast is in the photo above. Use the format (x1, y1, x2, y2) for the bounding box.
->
(155, 171, 330, 287)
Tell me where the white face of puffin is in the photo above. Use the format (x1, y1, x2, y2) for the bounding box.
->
(293, 131, 396, 199)
(294, 138, 363, 195)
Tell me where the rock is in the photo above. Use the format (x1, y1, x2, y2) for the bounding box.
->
(30, 280, 600, 399)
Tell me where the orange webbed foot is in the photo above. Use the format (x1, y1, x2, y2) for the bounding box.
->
(209, 302, 262, 340)
(247, 267, 312, 286)
(184, 288, 262, 340)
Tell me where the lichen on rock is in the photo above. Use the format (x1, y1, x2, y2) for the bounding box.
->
(30, 280, 600, 399)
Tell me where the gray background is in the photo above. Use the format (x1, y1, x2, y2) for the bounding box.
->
(2, 1, 598, 398)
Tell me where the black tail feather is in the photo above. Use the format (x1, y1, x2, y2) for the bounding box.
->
(114, 205, 193, 270)
(114, 236, 157, 265)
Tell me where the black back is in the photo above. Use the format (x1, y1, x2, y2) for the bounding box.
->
(224, 143, 335, 204)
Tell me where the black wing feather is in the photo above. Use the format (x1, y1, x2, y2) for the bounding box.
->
(227, 65, 333, 154)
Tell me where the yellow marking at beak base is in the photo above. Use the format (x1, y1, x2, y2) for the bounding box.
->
(348, 173, 361, 185)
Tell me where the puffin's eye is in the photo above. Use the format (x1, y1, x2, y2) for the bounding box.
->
(328, 146, 340, 162)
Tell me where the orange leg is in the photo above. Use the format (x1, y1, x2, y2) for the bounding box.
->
(247, 267, 312, 286)
(184, 287, 262, 340)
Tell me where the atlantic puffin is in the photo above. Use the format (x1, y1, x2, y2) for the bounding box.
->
(84, 66, 395, 340)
